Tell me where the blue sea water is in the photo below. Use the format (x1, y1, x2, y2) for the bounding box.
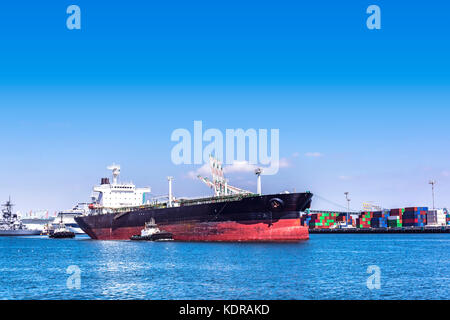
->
(0, 234, 449, 300)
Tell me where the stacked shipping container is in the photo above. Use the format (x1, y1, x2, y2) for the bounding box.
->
(300, 214, 311, 227)
(369, 210, 390, 228)
(371, 217, 388, 228)
(388, 208, 404, 227)
(426, 209, 447, 226)
(301, 211, 353, 229)
(308, 212, 339, 229)
(402, 207, 428, 227)
(336, 213, 353, 225)
(356, 212, 373, 228)
(303, 206, 446, 229)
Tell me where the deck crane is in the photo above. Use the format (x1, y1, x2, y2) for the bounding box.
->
(198, 156, 252, 197)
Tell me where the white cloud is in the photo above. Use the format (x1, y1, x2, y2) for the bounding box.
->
(224, 161, 258, 174)
(186, 163, 210, 180)
(442, 171, 450, 177)
(187, 158, 292, 179)
(278, 158, 291, 168)
(225, 158, 291, 174)
(305, 152, 323, 158)
(338, 175, 352, 181)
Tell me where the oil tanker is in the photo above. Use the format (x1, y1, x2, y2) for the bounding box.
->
(75, 162, 313, 242)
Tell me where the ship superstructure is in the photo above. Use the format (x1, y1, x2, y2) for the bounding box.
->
(89, 164, 151, 213)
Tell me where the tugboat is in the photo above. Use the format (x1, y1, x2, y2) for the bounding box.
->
(41, 223, 53, 236)
(49, 213, 75, 239)
(0, 197, 41, 236)
(130, 218, 173, 241)
(52, 203, 89, 234)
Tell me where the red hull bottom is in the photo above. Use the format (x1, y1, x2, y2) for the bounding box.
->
(85, 219, 309, 242)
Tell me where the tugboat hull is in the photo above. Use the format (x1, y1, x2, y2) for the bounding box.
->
(130, 232, 174, 241)
(49, 231, 75, 239)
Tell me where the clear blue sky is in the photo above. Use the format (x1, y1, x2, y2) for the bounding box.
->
(0, 1, 449, 213)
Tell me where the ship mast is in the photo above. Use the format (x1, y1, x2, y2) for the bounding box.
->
(167, 176, 174, 207)
(255, 168, 263, 196)
(1, 197, 14, 221)
(107, 164, 121, 185)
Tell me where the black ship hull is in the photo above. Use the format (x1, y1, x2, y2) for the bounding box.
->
(75, 192, 313, 242)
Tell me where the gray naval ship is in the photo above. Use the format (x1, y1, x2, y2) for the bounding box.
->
(0, 197, 41, 236)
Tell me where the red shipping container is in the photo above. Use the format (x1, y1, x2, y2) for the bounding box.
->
(403, 218, 419, 224)
(390, 208, 403, 215)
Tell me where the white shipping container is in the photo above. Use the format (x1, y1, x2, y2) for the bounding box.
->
(427, 209, 446, 226)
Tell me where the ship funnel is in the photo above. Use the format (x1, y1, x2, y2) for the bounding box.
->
(255, 168, 263, 195)
(107, 164, 121, 185)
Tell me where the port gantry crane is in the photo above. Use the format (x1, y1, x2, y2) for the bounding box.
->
(198, 156, 252, 197)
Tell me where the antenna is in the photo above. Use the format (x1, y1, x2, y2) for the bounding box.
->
(107, 164, 121, 185)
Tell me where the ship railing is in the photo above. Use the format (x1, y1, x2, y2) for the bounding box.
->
(103, 193, 259, 215)
(177, 193, 257, 205)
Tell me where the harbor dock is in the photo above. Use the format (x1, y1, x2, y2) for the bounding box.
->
(310, 226, 450, 234)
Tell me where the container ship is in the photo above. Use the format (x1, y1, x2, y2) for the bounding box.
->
(75, 161, 313, 242)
